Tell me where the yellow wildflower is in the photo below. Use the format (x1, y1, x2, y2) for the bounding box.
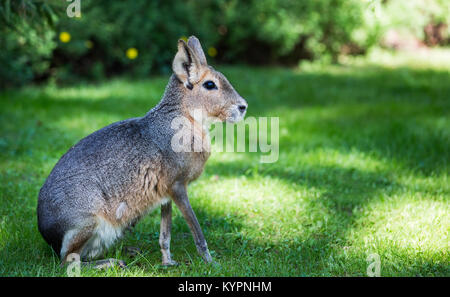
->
(126, 48, 138, 60)
(59, 32, 71, 43)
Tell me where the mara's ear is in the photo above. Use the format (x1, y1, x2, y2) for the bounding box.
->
(172, 39, 204, 89)
(187, 36, 207, 66)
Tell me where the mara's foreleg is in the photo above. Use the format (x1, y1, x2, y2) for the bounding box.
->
(170, 183, 213, 263)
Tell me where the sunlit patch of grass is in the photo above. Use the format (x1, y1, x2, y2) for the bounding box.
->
(363, 199, 448, 250)
(0, 49, 448, 276)
(345, 196, 449, 276)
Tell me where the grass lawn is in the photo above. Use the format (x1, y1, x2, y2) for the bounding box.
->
(0, 48, 448, 276)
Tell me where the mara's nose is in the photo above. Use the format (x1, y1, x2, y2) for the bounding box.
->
(238, 104, 247, 113)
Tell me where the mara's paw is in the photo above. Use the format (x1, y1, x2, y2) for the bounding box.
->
(83, 258, 127, 270)
(162, 259, 179, 267)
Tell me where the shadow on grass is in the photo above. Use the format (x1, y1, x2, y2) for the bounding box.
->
(232, 65, 449, 175)
(226, 64, 450, 109)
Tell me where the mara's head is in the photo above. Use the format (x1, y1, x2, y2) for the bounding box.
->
(172, 36, 247, 123)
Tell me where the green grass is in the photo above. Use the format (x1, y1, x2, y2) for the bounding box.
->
(0, 48, 449, 276)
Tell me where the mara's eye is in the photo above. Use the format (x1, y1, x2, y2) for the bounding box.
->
(203, 80, 217, 90)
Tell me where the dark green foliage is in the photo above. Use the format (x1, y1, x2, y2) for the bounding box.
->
(0, 0, 449, 86)
(210, 0, 380, 63)
(0, 0, 61, 87)
(52, 0, 218, 80)
(54, 0, 378, 78)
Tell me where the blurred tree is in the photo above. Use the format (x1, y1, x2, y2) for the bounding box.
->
(209, 0, 381, 63)
(0, 0, 63, 87)
(52, 0, 218, 81)
(381, 0, 449, 47)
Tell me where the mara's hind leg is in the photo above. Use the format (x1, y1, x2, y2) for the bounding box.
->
(81, 258, 127, 269)
(60, 222, 126, 270)
(160, 201, 178, 266)
(60, 224, 96, 265)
